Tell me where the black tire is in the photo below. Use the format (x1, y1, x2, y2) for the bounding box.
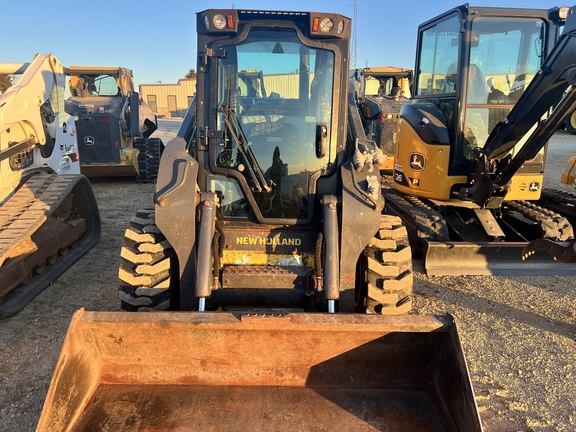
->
(359, 215, 413, 315)
(118, 208, 174, 311)
(135, 138, 163, 182)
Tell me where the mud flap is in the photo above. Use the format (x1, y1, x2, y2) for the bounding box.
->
(425, 240, 576, 276)
(38, 309, 482, 431)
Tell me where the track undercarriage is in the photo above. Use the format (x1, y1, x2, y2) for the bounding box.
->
(383, 182, 576, 275)
(0, 173, 100, 317)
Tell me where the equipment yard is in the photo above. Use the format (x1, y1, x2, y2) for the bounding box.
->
(0, 120, 573, 430)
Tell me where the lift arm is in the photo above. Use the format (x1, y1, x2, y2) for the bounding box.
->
(0, 54, 68, 159)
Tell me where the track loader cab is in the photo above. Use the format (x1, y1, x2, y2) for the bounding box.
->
(65, 67, 162, 181)
(388, 4, 576, 274)
(351, 67, 413, 170)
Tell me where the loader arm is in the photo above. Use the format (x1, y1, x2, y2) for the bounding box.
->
(461, 6, 576, 206)
(0, 54, 66, 153)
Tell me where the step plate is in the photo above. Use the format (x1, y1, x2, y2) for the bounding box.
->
(222, 265, 313, 289)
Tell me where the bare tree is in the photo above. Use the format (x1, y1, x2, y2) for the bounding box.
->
(0, 74, 13, 93)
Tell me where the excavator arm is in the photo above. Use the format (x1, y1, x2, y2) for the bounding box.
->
(461, 6, 576, 207)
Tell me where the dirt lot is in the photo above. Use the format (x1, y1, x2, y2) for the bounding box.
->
(0, 124, 575, 431)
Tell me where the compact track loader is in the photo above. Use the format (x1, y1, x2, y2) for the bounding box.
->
(385, 4, 576, 275)
(65, 66, 163, 181)
(351, 67, 413, 170)
(0, 54, 100, 317)
(38, 10, 481, 431)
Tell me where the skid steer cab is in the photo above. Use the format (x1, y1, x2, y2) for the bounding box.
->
(120, 9, 414, 315)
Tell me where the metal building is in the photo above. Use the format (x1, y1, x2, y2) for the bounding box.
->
(139, 78, 196, 118)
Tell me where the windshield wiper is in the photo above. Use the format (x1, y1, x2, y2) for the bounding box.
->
(218, 103, 271, 193)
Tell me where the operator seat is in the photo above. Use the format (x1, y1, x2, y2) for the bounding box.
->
(467, 63, 489, 104)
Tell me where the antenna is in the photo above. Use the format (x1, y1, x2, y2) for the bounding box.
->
(352, 0, 358, 69)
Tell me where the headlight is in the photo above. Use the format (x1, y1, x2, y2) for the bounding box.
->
(319, 17, 334, 33)
(204, 15, 210, 30)
(213, 14, 227, 30)
(337, 20, 345, 35)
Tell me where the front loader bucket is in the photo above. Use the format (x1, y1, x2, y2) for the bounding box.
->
(425, 240, 576, 276)
(38, 309, 482, 431)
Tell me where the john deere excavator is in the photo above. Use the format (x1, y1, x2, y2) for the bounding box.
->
(0, 54, 100, 318)
(65, 66, 163, 181)
(38, 10, 481, 431)
(384, 4, 576, 275)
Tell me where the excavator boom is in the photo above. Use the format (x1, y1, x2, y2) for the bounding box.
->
(462, 6, 576, 205)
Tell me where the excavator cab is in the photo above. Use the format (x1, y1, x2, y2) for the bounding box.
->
(387, 5, 576, 275)
(394, 5, 564, 201)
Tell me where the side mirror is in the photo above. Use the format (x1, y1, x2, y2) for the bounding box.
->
(316, 124, 328, 158)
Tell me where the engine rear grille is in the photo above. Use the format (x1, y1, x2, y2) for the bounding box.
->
(77, 120, 115, 163)
(376, 117, 399, 157)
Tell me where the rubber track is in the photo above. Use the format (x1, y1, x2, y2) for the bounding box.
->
(135, 139, 162, 183)
(0, 173, 100, 318)
(541, 188, 576, 206)
(504, 200, 574, 240)
(0, 174, 74, 265)
(118, 208, 173, 311)
(383, 188, 450, 241)
(365, 215, 413, 315)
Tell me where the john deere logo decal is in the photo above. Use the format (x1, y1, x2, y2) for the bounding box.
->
(409, 152, 425, 171)
(84, 136, 95, 146)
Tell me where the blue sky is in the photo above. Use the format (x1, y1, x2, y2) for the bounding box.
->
(1, 0, 567, 87)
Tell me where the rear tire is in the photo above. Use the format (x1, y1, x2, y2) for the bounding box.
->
(118, 208, 174, 311)
(359, 215, 413, 315)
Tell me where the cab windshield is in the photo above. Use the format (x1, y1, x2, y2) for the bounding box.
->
(70, 74, 120, 98)
(464, 16, 545, 154)
(214, 28, 335, 220)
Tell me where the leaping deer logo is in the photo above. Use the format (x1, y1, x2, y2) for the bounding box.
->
(409, 153, 425, 171)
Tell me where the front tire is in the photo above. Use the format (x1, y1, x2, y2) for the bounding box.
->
(118, 208, 174, 311)
(359, 215, 413, 315)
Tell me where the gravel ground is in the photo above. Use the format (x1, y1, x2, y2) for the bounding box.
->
(0, 124, 574, 431)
